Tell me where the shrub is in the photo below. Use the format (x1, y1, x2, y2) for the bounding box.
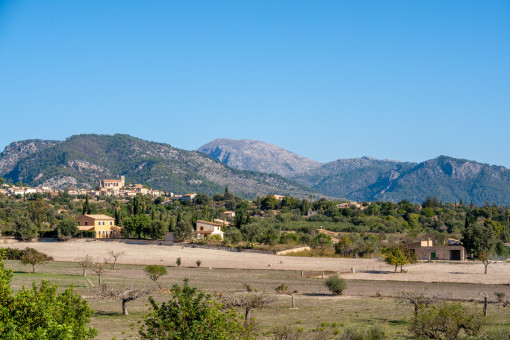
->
(325, 275, 346, 295)
(196, 260, 201, 268)
(409, 302, 485, 340)
(0, 259, 97, 339)
(139, 279, 255, 339)
(0, 247, 24, 260)
(338, 324, 391, 340)
(176, 257, 181, 267)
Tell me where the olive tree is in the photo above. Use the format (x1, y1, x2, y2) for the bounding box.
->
(19, 247, 53, 273)
(139, 279, 255, 339)
(144, 265, 168, 288)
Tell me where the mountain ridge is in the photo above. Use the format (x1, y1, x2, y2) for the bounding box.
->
(0, 134, 319, 199)
(198, 138, 322, 177)
(2, 135, 510, 205)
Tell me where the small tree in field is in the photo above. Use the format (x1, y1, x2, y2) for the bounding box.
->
(107, 250, 125, 270)
(396, 290, 441, 315)
(139, 279, 255, 339)
(77, 255, 93, 276)
(91, 259, 110, 286)
(19, 247, 52, 273)
(144, 265, 168, 288)
(409, 302, 485, 340)
(219, 292, 274, 325)
(478, 250, 492, 274)
(176, 257, 181, 267)
(385, 247, 408, 273)
(100, 284, 150, 315)
(325, 275, 346, 295)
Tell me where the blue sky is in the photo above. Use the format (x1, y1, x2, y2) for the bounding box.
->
(0, 1, 509, 167)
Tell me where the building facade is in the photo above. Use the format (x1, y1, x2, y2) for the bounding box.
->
(407, 239, 466, 261)
(76, 214, 121, 238)
(195, 220, 224, 239)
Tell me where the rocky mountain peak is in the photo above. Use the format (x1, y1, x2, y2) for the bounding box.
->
(198, 138, 322, 177)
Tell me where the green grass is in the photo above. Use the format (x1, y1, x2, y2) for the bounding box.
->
(4, 260, 510, 339)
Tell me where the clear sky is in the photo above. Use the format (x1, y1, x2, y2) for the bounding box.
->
(0, 1, 509, 167)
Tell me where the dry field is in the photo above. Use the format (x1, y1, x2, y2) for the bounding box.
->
(2, 238, 509, 285)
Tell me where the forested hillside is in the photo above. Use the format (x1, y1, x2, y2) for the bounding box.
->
(293, 156, 510, 205)
(0, 134, 317, 199)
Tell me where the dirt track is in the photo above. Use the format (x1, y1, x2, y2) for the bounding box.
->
(2, 239, 509, 285)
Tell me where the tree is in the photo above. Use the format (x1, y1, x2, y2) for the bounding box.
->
(144, 265, 168, 288)
(260, 195, 278, 210)
(13, 216, 38, 241)
(56, 217, 79, 240)
(148, 220, 166, 239)
(107, 251, 125, 270)
(82, 194, 91, 215)
(122, 214, 152, 239)
(409, 302, 485, 340)
(385, 247, 409, 273)
(324, 275, 346, 295)
(311, 233, 332, 253)
(139, 279, 255, 339)
(0, 258, 97, 339)
(99, 285, 149, 316)
(77, 255, 93, 276)
(396, 290, 441, 315)
(91, 260, 110, 286)
(461, 220, 496, 258)
(478, 250, 492, 274)
(176, 257, 182, 267)
(219, 292, 274, 325)
(20, 248, 52, 273)
(174, 220, 193, 242)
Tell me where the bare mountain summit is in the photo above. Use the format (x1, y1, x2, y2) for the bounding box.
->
(198, 138, 321, 177)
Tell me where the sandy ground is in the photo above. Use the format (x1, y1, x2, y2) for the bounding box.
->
(2, 239, 509, 285)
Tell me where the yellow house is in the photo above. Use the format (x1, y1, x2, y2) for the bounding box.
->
(76, 214, 121, 238)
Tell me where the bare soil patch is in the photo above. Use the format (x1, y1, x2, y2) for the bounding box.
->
(2, 239, 509, 284)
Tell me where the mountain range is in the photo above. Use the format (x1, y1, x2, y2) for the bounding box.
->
(199, 139, 510, 205)
(0, 135, 316, 199)
(1, 134, 510, 205)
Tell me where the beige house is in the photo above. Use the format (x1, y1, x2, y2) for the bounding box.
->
(223, 211, 236, 218)
(407, 238, 466, 261)
(100, 176, 125, 189)
(76, 214, 121, 238)
(195, 220, 224, 239)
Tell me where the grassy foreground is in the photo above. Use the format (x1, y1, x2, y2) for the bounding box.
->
(4, 260, 510, 339)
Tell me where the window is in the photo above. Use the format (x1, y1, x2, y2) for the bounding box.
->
(200, 227, 204, 231)
(110, 221, 112, 225)
(85, 221, 88, 226)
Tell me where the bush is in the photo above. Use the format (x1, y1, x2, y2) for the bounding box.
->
(338, 324, 391, 340)
(325, 275, 346, 295)
(75, 230, 95, 238)
(0, 247, 24, 260)
(409, 302, 485, 340)
(139, 279, 255, 339)
(0, 259, 97, 339)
